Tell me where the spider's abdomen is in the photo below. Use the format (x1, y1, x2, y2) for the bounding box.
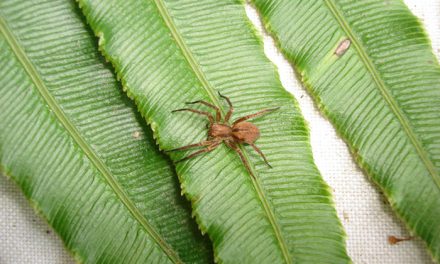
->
(209, 124, 233, 138)
(232, 122, 260, 144)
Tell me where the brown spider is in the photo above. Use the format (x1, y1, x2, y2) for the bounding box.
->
(168, 93, 279, 177)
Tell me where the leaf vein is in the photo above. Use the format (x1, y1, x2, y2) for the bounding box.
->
(0, 16, 182, 264)
(324, 0, 440, 190)
(151, 1, 292, 263)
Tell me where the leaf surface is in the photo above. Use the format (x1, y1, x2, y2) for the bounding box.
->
(78, 0, 351, 263)
(251, 0, 440, 260)
(0, 0, 212, 263)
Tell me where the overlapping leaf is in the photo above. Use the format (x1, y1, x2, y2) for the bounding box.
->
(78, 0, 351, 263)
(0, 0, 212, 263)
(252, 0, 440, 260)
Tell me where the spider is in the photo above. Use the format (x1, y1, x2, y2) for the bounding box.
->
(167, 93, 279, 177)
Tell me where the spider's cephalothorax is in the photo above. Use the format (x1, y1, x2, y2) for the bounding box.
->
(168, 93, 279, 177)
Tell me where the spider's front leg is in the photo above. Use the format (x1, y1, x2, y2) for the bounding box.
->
(185, 100, 221, 122)
(233, 107, 280, 125)
(174, 140, 222, 163)
(218, 92, 234, 122)
(166, 140, 212, 152)
(172, 108, 214, 125)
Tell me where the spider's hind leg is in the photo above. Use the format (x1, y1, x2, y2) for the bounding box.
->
(225, 141, 256, 179)
(250, 143, 272, 168)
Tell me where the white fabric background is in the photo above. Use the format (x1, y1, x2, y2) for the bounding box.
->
(0, 1, 438, 263)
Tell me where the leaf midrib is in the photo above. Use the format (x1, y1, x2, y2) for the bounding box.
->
(324, 0, 440, 189)
(152, 1, 292, 263)
(0, 16, 182, 264)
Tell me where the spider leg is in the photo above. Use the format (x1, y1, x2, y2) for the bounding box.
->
(233, 107, 280, 125)
(166, 140, 212, 152)
(225, 141, 255, 179)
(250, 143, 272, 168)
(186, 100, 221, 122)
(172, 108, 214, 124)
(175, 141, 221, 163)
(218, 92, 234, 122)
